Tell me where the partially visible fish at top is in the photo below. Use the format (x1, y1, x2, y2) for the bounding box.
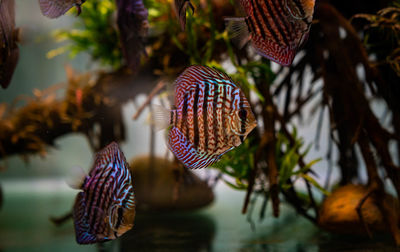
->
(174, 0, 195, 30)
(225, 0, 315, 66)
(38, 0, 86, 18)
(0, 0, 19, 89)
(152, 65, 257, 169)
(70, 142, 135, 244)
(116, 0, 149, 73)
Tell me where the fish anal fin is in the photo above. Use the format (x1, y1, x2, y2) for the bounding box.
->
(168, 127, 222, 169)
(251, 37, 296, 66)
(73, 192, 98, 244)
(224, 17, 251, 49)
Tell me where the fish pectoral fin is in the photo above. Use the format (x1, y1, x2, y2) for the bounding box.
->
(224, 17, 251, 49)
(174, 0, 195, 31)
(168, 127, 222, 169)
(73, 192, 98, 244)
(147, 104, 173, 131)
(285, 0, 315, 20)
(66, 165, 88, 190)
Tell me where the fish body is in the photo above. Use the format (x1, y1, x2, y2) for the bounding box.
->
(116, 0, 148, 72)
(72, 142, 135, 244)
(225, 0, 315, 66)
(155, 65, 257, 169)
(38, 0, 86, 18)
(0, 0, 19, 89)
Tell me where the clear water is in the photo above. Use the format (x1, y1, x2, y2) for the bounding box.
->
(0, 179, 397, 252)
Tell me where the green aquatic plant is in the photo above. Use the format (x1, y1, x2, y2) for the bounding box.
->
(47, 0, 122, 69)
(213, 127, 324, 195)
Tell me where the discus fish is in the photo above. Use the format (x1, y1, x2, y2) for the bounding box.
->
(38, 0, 86, 18)
(174, 0, 194, 30)
(225, 0, 315, 66)
(116, 0, 148, 72)
(0, 0, 19, 89)
(71, 142, 135, 244)
(154, 65, 257, 169)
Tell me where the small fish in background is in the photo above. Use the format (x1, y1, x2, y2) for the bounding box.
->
(153, 65, 257, 169)
(116, 0, 148, 73)
(70, 142, 136, 244)
(174, 0, 195, 30)
(0, 0, 19, 89)
(38, 0, 86, 18)
(225, 0, 315, 66)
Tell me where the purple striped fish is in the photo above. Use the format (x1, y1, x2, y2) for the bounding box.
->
(154, 65, 257, 169)
(38, 0, 86, 18)
(225, 0, 315, 66)
(72, 142, 135, 244)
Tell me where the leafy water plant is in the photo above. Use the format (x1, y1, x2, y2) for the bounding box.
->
(47, 0, 121, 69)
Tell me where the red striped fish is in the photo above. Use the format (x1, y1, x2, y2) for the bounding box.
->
(225, 0, 315, 66)
(72, 142, 135, 244)
(154, 65, 257, 169)
(38, 0, 86, 18)
(0, 0, 19, 89)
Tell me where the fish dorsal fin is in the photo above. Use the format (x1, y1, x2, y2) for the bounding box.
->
(174, 65, 235, 105)
(167, 127, 223, 169)
(285, 0, 315, 20)
(73, 192, 98, 244)
(92, 142, 120, 172)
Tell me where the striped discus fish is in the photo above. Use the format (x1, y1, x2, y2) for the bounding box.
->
(72, 142, 135, 244)
(38, 0, 86, 18)
(154, 65, 257, 169)
(225, 0, 315, 66)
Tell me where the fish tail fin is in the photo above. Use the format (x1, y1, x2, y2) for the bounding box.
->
(224, 17, 251, 49)
(66, 166, 88, 190)
(174, 0, 195, 31)
(147, 104, 172, 131)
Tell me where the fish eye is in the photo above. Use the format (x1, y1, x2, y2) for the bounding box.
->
(238, 109, 247, 120)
